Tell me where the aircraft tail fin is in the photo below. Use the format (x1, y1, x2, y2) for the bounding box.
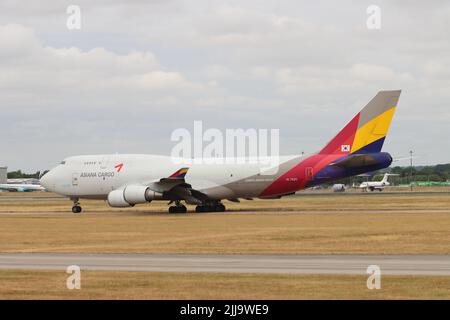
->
(319, 90, 401, 155)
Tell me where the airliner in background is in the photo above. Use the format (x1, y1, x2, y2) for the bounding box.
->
(0, 183, 45, 192)
(0, 170, 45, 192)
(40, 90, 401, 213)
(359, 173, 399, 192)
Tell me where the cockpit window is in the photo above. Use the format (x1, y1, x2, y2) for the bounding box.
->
(60, 161, 66, 165)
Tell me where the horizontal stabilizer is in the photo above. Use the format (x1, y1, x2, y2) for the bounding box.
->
(330, 154, 389, 169)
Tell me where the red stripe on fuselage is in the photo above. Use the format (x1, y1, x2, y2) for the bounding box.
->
(259, 153, 343, 197)
(260, 113, 360, 197)
(259, 112, 361, 197)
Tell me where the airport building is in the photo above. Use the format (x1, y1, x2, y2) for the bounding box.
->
(0, 166, 7, 184)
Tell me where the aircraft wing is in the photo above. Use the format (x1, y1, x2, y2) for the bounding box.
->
(146, 167, 190, 193)
(145, 168, 208, 204)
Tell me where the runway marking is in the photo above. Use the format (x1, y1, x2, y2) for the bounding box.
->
(0, 253, 449, 275)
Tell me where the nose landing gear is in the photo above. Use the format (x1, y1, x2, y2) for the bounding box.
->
(72, 206, 82, 213)
(71, 198, 82, 213)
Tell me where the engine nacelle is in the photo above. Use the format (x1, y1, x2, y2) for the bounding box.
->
(107, 185, 164, 208)
(123, 185, 151, 204)
(145, 189, 165, 201)
(107, 189, 133, 207)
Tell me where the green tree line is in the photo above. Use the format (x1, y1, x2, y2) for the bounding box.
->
(390, 163, 450, 182)
(7, 170, 42, 179)
(329, 163, 450, 186)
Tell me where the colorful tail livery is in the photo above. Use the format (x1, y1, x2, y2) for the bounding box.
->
(319, 90, 400, 155)
(260, 90, 400, 197)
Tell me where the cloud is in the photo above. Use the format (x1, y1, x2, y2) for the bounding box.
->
(0, 1, 450, 171)
(0, 25, 189, 86)
(0, 23, 40, 59)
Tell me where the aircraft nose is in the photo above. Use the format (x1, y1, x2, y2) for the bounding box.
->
(40, 170, 55, 191)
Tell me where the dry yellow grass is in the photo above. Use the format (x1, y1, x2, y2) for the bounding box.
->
(0, 270, 448, 299)
(0, 193, 449, 254)
(0, 191, 449, 213)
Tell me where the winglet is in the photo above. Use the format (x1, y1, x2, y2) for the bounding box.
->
(168, 167, 189, 179)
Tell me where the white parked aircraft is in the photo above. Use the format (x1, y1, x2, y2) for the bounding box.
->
(40, 90, 401, 213)
(359, 173, 399, 192)
(0, 183, 46, 192)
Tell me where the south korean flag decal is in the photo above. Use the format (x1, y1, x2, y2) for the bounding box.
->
(341, 144, 351, 152)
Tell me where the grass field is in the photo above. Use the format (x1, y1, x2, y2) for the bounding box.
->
(0, 192, 449, 299)
(0, 192, 449, 254)
(0, 270, 449, 299)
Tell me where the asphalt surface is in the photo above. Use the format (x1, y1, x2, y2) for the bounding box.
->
(0, 253, 448, 275)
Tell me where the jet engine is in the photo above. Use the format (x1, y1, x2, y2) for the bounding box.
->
(107, 185, 163, 207)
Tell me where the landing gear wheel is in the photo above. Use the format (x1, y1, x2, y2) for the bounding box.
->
(169, 205, 187, 214)
(72, 205, 82, 213)
(71, 198, 82, 214)
(195, 203, 226, 213)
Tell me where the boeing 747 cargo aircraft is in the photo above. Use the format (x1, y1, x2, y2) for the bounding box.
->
(40, 90, 401, 213)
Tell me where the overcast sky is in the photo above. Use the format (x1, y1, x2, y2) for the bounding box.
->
(1, 0, 449, 171)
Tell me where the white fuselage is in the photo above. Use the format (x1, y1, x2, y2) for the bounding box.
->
(359, 181, 389, 189)
(41, 154, 299, 200)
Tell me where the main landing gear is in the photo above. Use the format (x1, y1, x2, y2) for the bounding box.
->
(167, 201, 226, 213)
(168, 201, 187, 213)
(195, 202, 225, 213)
(71, 198, 82, 213)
